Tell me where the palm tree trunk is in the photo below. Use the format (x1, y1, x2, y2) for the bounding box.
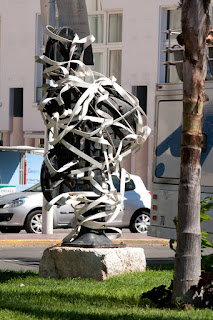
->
(172, 0, 210, 301)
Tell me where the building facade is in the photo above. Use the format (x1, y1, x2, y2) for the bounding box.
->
(0, 0, 44, 147)
(1, 0, 211, 189)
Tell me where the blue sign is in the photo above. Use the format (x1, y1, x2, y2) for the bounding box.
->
(26, 154, 43, 185)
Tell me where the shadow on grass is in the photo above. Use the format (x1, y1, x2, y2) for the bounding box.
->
(0, 264, 174, 282)
(0, 267, 176, 320)
(0, 270, 37, 283)
(0, 285, 138, 308)
(0, 306, 174, 320)
(0, 269, 174, 320)
(147, 264, 174, 271)
(0, 287, 173, 320)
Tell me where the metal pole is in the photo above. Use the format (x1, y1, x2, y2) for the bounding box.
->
(42, 129, 54, 234)
(41, 0, 55, 234)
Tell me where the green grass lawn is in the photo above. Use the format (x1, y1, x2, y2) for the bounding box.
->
(0, 264, 212, 320)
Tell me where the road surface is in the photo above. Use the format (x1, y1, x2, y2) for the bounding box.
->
(0, 244, 175, 271)
(0, 229, 212, 271)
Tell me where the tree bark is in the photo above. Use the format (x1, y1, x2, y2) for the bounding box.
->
(172, 0, 210, 302)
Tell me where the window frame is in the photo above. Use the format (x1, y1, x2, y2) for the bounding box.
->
(87, 4, 123, 83)
(159, 4, 213, 84)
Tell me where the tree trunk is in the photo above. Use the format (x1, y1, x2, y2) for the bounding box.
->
(172, 0, 210, 301)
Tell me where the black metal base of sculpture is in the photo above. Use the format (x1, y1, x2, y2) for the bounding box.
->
(62, 226, 126, 248)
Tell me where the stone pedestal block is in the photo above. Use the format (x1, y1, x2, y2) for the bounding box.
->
(39, 246, 146, 281)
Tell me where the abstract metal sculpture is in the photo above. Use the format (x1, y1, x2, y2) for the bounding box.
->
(36, 25, 150, 247)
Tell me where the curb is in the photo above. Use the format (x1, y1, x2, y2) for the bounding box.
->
(0, 238, 170, 246)
(0, 239, 63, 246)
(113, 238, 170, 245)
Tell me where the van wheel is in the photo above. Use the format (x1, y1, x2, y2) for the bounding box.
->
(25, 210, 42, 234)
(129, 210, 150, 233)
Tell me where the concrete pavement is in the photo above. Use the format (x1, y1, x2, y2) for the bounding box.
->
(0, 230, 170, 246)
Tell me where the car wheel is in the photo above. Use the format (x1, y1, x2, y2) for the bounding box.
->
(129, 210, 150, 233)
(0, 227, 22, 233)
(25, 210, 42, 234)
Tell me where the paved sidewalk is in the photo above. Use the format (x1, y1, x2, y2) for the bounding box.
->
(0, 230, 170, 246)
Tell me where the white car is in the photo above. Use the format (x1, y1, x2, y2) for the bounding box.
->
(0, 175, 151, 234)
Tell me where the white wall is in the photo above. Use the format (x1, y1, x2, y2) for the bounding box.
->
(0, 0, 44, 135)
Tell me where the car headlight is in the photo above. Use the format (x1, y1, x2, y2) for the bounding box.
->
(3, 197, 27, 209)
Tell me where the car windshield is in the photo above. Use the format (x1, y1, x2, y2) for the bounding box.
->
(112, 176, 136, 192)
(23, 176, 136, 193)
(23, 183, 42, 192)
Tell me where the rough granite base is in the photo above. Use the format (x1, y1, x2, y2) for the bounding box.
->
(39, 246, 146, 281)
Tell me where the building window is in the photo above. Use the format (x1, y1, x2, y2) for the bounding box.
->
(35, 14, 44, 103)
(36, 86, 44, 104)
(159, 7, 182, 84)
(0, 132, 3, 146)
(132, 86, 147, 114)
(109, 50, 122, 84)
(38, 138, 44, 148)
(86, 0, 102, 12)
(92, 52, 104, 74)
(88, 14, 104, 43)
(10, 88, 23, 117)
(160, 5, 213, 84)
(86, 1, 122, 84)
(108, 13, 122, 43)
